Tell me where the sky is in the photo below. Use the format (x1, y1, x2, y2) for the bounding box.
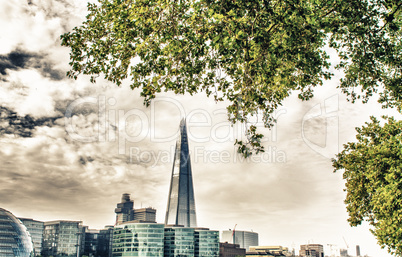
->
(0, 1, 399, 257)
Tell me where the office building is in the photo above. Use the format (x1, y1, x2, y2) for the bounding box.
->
(19, 218, 44, 256)
(82, 227, 99, 257)
(42, 220, 83, 257)
(356, 245, 361, 257)
(133, 208, 156, 223)
(112, 222, 165, 257)
(194, 229, 219, 257)
(221, 230, 258, 251)
(0, 208, 34, 257)
(115, 193, 135, 225)
(97, 226, 114, 257)
(299, 244, 324, 257)
(164, 226, 195, 257)
(219, 242, 246, 257)
(165, 119, 197, 227)
(249, 246, 290, 256)
(115, 194, 156, 225)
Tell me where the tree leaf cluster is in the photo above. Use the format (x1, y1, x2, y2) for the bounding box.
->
(61, 0, 400, 155)
(333, 117, 402, 255)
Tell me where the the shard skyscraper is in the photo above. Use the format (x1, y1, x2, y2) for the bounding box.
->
(165, 118, 197, 227)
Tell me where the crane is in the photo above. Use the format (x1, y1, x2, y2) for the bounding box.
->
(232, 224, 237, 244)
(343, 236, 349, 249)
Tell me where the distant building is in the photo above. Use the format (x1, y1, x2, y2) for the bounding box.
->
(19, 218, 44, 256)
(82, 226, 99, 257)
(115, 194, 156, 225)
(219, 242, 246, 257)
(340, 249, 348, 257)
(249, 246, 290, 256)
(133, 208, 156, 223)
(112, 222, 165, 257)
(194, 229, 219, 257)
(115, 193, 135, 225)
(221, 230, 258, 251)
(97, 226, 113, 257)
(42, 220, 83, 257)
(356, 245, 361, 257)
(299, 244, 324, 257)
(0, 208, 34, 257)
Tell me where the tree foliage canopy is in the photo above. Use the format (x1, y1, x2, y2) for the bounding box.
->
(333, 117, 402, 255)
(61, 0, 402, 253)
(61, 0, 402, 155)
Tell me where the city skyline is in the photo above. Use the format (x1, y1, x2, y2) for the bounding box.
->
(1, 1, 401, 257)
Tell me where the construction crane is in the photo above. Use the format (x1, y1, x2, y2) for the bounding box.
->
(232, 224, 237, 244)
(343, 236, 349, 249)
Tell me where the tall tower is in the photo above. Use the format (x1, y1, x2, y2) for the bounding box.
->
(114, 193, 134, 225)
(165, 118, 197, 227)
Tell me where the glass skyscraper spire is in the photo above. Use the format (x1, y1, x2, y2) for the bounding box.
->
(165, 118, 197, 227)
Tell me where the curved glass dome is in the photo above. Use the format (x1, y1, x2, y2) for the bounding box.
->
(0, 208, 34, 257)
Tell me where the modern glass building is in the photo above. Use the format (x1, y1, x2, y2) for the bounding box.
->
(221, 230, 258, 251)
(194, 229, 219, 257)
(0, 208, 34, 257)
(112, 222, 164, 257)
(42, 220, 82, 257)
(165, 119, 197, 228)
(19, 218, 44, 256)
(164, 227, 195, 257)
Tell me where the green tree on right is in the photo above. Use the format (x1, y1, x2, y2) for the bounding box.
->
(333, 116, 402, 256)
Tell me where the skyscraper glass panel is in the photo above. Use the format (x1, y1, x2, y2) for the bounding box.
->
(0, 208, 34, 257)
(164, 227, 195, 257)
(165, 119, 197, 227)
(112, 223, 164, 257)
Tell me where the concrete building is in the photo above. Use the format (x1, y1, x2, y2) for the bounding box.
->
(165, 119, 197, 228)
(249, 246, 290, 256)
(42, 220, 83, 257)
(133, 208, 156, 223)
(115, 194, 156, 225)
(0, 208, 34, 257)
(219, 242, 246, 257)
(221, 230, 258, 251)
(299, 244, 324, 257)
(356, 245, 361, 257)
(115, 193, 135, 225)
(19, 218, 44, 256)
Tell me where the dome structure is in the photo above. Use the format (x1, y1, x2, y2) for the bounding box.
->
(0, 208, 34, 257)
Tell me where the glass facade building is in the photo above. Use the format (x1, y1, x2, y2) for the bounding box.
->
(19, 218, 44, 256)
(112, 223, 164, 257)
(165, 119, 197, 228)
(221, 230, 258, 251)
(0, 208, 34, 257)
(194, 230, 219, 257)
(42, 220, 82, 257)
(164, 227, 195, 257)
